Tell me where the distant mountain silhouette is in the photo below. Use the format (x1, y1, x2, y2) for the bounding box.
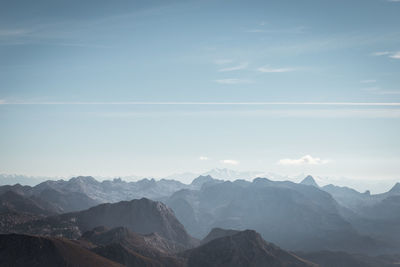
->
(0, 175, 192, 210)
(167, 178, 379, 253)
(0, 182, 99, 213)
(0, 233, 122, 267)
(300, 175, 319, 187)
(322, 182, 400, 250)
(183, 229, 316, 267)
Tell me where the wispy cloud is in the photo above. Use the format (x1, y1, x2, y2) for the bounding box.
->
(214, 59, 233, 65)
(360, 80, 377, 84)
(372, 51, 400, 59)
(218, 62, 248, 72)
(220, 159, 239, 165)
(372, 51, 391, 56)
(362, 87, 400, 95)
(257, 66, 295, 73)
(389, 52, 400, 59)
(2, 101, 400, 106)
(245, 26, 306, 34)
(199, 156, 209, 161)
(89, 108, 400, 119)
(215, 79, 251, 84)
(278, 155, 330, 166)
(0, 29, 30, 37)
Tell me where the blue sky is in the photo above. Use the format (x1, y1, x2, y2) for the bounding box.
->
(1, 0, 400, 185)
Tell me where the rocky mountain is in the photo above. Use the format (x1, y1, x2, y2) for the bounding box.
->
(189, 175, 223, 189)
(182, 229, 316, 267)
(0, 233, 122, 267)
(166, 177, 380, 253)
(0, 176, 192, 208)
(0, 182, 99, 213)
(200, 227, 240, 245)
(11, 198, 198, 249)
(81, 226, 184, 267)
(0, 190, 58, 216)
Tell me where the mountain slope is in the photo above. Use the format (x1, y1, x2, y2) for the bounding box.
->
(183, 230, 316, 267)
(82, 226, 184, 267)
(200, 227, 240, 245)
(0, 190, 58, 216)
(295, 251, 400, 267)
(0, 233, 122, 267)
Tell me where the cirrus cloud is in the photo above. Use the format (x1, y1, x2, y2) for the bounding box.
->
(278, 155, 330, 166)
(215, 79, 251, 84)
(257, 66, 295, 73)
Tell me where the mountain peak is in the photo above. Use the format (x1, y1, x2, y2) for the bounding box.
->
(389, 182, 400, 193)
(190, 175, 215, 186)
(69, 176, 98, 184)
(185, 229, 315, 267)
(300, 175, 319, 187)
(201, 228, 240, 245)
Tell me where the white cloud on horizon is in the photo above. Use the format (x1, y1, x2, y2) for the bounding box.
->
(221, 159, 240, 165)
(199, 156, 209, 161)
(278, 155, 331, 166)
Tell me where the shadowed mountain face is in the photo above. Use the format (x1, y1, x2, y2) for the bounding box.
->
(0, 233, 122, 267)
(200, 227, 240, 245)
(295, 251, 400, 267)
(81, 226, 185, 267)
(0, 190, 58, 216)
(183, 230, 316, 267)
(10, 198, 198, 249)
(166, 177, 378, 253)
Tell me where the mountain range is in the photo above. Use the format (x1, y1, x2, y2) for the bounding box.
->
(1, 173, 400, 266)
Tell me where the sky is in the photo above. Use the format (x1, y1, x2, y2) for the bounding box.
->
(0, 0, 400, 189)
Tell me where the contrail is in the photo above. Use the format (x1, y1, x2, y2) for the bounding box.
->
(1, 101, 400, 106)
